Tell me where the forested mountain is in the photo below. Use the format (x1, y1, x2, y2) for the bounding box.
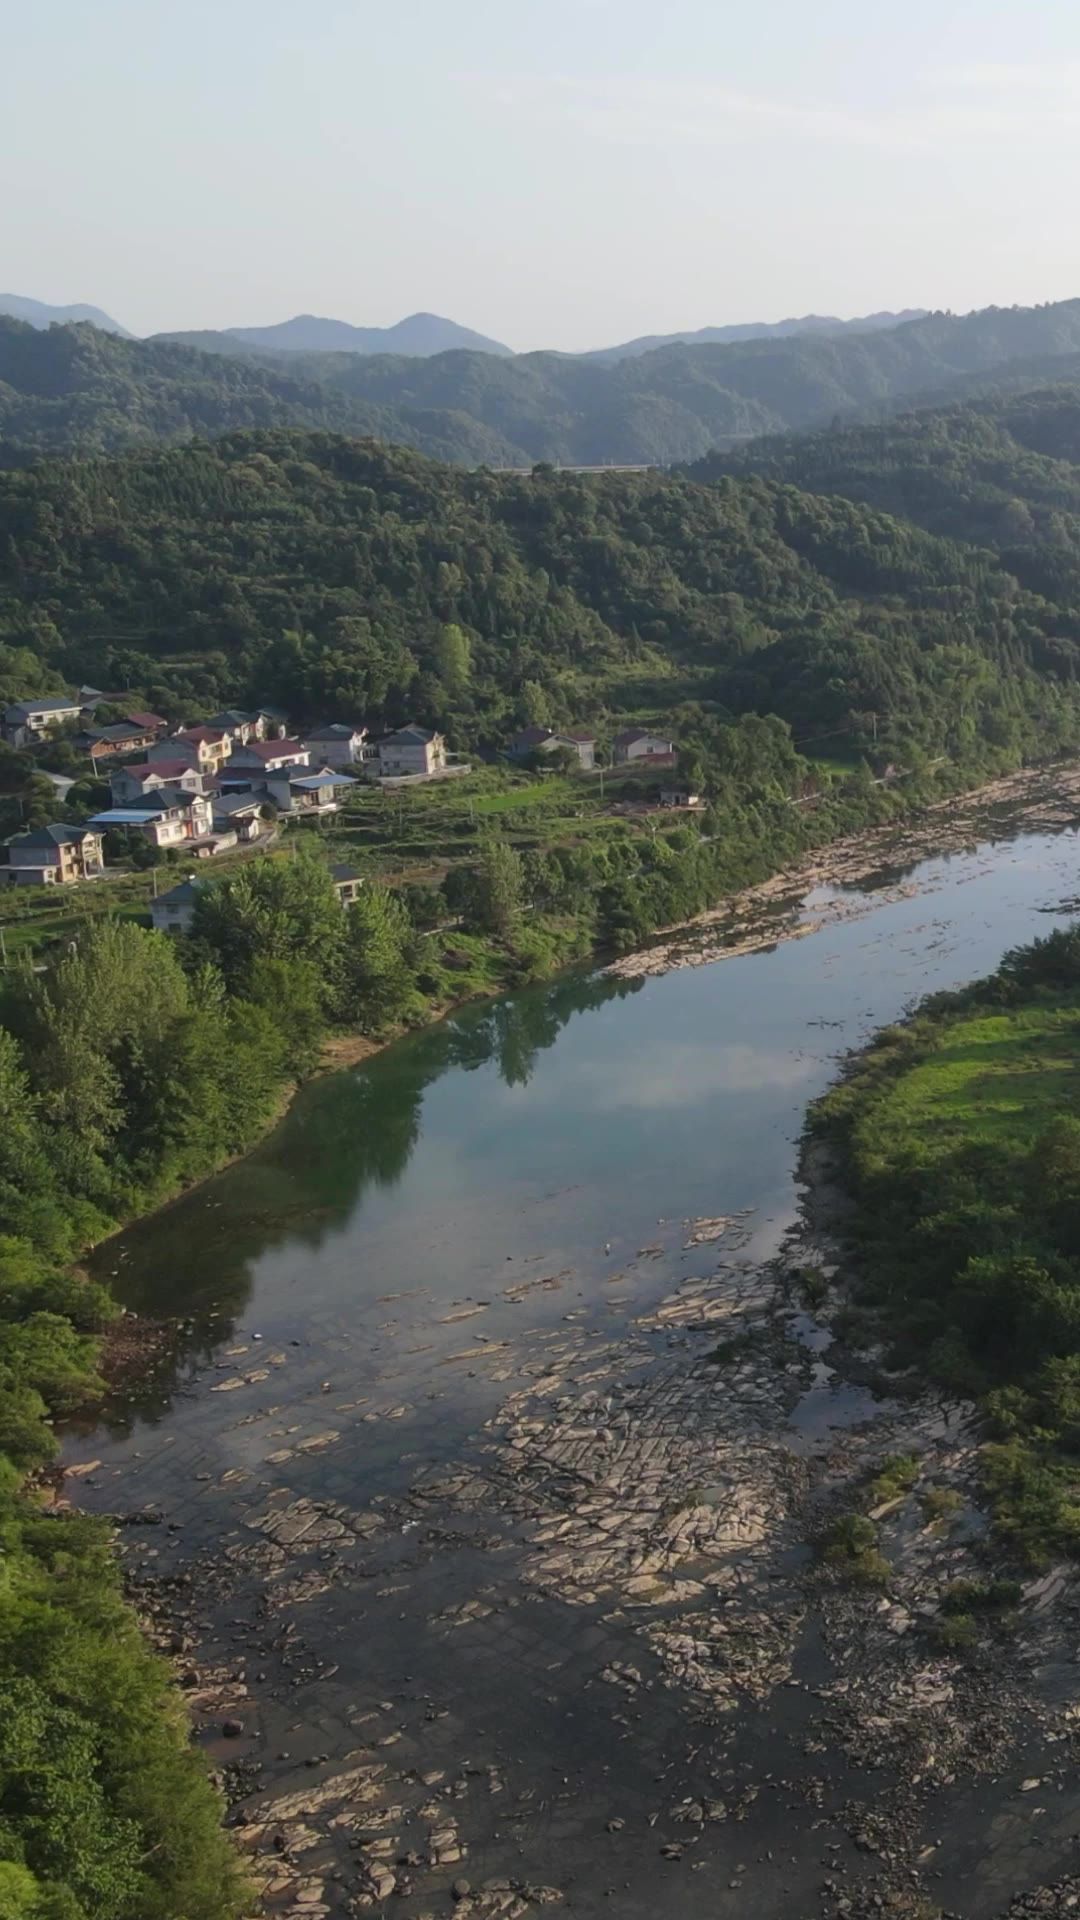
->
(584, 309, 927, 362)
(0, 318, 522, 464)
(0, 292, 131, 334)
(158, 310, 512, 357)
(1, 431, 1078, 771)
(691, 384, 1080, 607)
(10, 301, 1080, 469)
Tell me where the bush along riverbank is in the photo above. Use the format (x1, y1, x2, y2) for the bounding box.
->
(808, 923, 1080, 1569)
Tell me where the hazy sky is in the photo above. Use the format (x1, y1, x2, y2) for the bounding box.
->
(5, 0, 1080, 349)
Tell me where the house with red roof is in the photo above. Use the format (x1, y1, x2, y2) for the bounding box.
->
(110, 761, 209, 805)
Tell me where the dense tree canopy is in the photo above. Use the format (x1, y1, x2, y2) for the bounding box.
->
(1, 432, 1078, 771)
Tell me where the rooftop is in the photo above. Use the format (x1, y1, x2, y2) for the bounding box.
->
(614, 725, 674, 746)
(231, 738, 309, 762)
(118, 759, 191, 784)
(9, 822, 98, 847)
(288, 769, 357, 790)
(5, 695, 81, 720)
(156, 879, 201, 907)
(177, 725, 230, 746)
(381, 723, 438, 746)
(309, 721, 366, 741)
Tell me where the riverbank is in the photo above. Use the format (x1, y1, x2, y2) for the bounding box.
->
(607, 759, 1080, 980)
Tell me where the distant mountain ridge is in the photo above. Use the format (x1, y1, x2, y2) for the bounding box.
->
(6, 299, 1080, 468)
(584, 309, 929, 362)
(0, 293, 131, 336)
(156, 311, 513, 358)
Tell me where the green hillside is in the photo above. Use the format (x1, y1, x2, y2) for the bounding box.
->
(691, 383, 1080, 607)
(1, 432, 1078, 770)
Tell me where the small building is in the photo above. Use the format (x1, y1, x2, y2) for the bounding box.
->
(508, 725, 596, 770)
(2, 696, 84, 748)
(265, 767, 355, 816)
(151, 877, 201, 935)
(227, 738, 311, 774)
(111, 761, 208, 805)
(559, 729, 596, 771)
(307, 723, 377, 771)
(659, 788, 704, 810)
(5, 823, 105, 885)
(211, 791, 274, 842)
(124, 711, 169, 737)
(78, 720, 161, 761)
(206, 708, 268, 744)
(168, 726, 234, 772)
(38, 771, 77, 802)
(377, 725, 447, 779)
(330, 864, 363, 906)
(612, 727, 677, 767)
(90, 787, 214, 848)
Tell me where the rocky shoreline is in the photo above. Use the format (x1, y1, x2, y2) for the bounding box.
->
(607, 761, 1080, 982)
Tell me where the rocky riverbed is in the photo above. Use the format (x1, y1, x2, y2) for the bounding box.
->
(608, 761, 1080, 982)
(65, 1204, 1080, 1920)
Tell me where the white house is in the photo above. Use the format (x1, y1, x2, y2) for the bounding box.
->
(227, 739, 311, 774)
(612, 727, 677, 766)
(110, 760, 208, 805)
(211, 791, 273, 841)
(264, 767, 355, 815)
(90, 787, 214, 848)
(307, 723, 377, 771)
(149, 728, 232, 773)
(508, 725, 596, 770)
(377, 725, 447, 778)
(3, 696, 84, 747)
(151, 877, 201, 935)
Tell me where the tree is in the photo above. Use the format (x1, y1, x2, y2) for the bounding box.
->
(191, 849, 344, 1000)
(434, 622, 471, 698)
(340, 886, 416, 1032)
(473, 841, 524, 940)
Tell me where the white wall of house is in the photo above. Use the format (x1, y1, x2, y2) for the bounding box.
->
(616, 733, 675, 763)
(378, 737, 446, 777)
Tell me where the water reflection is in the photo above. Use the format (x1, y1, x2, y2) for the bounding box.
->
(91, 968, 643, 1418)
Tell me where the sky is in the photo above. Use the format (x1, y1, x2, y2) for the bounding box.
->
(4, 0, 1080, 350)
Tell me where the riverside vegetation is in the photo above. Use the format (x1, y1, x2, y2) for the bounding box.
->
(811, 925, 1080, 1571)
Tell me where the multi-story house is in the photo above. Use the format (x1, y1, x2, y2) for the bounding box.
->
(5, 823, 106, 885)
(377, 725, 447, 778)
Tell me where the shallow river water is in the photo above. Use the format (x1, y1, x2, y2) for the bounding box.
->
(67, 821, 1080, 1920)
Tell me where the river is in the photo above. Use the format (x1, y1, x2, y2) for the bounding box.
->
(65, 818, 1080, 1920)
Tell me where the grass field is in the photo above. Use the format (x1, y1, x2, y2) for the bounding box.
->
(857, 1000, 1080, 1164)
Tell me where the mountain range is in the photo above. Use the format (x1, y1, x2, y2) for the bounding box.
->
(4, 290, 932, 362)
(0, 293, 131, 335)
(581, 309, 928, 362)
(6, 299, 1080, 469)
(156, 311, 514, 358)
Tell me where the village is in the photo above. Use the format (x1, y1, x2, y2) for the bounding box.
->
(0, 693, 703, 922)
